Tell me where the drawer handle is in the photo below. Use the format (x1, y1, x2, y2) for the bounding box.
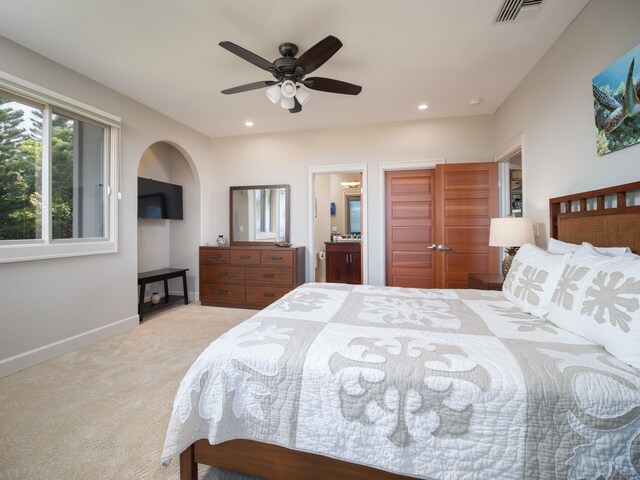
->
(211, 255, 220, 259)
(263, 273, 275, 279)
(216, 290, 228, 295)
(270, 256, 282, 260)
(240, 255, 251, 260)
(218, 272, 228, 276)
(263, 293, 275, 298)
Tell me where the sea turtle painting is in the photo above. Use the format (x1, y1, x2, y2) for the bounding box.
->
(592, 43, 640, 155)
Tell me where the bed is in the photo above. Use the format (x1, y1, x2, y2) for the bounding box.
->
(163, 182, 640, 480)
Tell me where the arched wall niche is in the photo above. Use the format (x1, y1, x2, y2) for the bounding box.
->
(137, 140, 201, 303)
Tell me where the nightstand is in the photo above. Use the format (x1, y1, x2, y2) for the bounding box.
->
(468, 273, 504, 291)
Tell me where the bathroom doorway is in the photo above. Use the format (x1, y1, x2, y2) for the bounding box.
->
(309, 165, 367, 284)
(495, 136, 524, 218)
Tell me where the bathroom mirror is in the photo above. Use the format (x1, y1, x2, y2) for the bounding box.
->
(345, 193, 361, 235)
(230, 185, 290, 245)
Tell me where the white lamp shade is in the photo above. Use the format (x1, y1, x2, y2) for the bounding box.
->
(266, 84, 281, 103)
(489, 217, 535, 247)
(280, 95, 295, 109)
(280, 80, 296, 98)
(295, 87, 310, 105)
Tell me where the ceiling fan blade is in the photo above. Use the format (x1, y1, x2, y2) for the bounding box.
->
(289, 97, 302, 114)
(294, 35, 342, 75)
(219, 41, 277, 73)
(221, 80, 278, 95)
(304, 77, 362, 95)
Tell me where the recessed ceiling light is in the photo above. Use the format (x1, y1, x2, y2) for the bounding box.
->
(244, 121, 254, 127)
(468, 99, 481, 106)
(418, 104, 429, 110)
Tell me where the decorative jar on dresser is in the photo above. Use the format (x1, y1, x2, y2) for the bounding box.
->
(200, 245, 305, 309)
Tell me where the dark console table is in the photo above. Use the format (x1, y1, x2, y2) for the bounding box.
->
(138, 268, 189, 322)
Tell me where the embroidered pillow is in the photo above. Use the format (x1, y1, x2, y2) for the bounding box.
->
(546, 247, 613, 336)
(547, 246, 640, 369)
(502, 243, 570, 317)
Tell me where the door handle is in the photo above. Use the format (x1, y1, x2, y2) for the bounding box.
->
(437, 244, 452, 252)
(426, 244, 437, 250)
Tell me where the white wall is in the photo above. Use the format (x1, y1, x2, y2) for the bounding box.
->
(495, 0, 640, 243)
(208, 116, 496, 286)
(0, 36, 212, 377)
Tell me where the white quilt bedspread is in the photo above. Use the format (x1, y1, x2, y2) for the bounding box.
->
(162, 283, 640, 479)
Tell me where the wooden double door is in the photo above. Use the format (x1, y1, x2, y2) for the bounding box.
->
(385, 163, 498, 289)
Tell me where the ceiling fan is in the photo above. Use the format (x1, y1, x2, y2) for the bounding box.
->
(219, 35, 362, 113)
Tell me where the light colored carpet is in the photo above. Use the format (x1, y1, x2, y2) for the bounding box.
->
(0, 303, 261, 480)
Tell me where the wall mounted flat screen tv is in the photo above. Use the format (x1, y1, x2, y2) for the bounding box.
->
(138, 177, 183, 220)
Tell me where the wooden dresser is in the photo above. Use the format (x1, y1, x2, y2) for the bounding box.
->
(200, 246, 305, 309)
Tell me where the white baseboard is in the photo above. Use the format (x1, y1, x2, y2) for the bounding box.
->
(0, 315, 139, 379)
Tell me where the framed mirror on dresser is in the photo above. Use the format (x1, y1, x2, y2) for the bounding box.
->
(199, 184, 303, 310)
(230, 184, 290, 246)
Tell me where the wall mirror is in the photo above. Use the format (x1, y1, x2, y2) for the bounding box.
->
(344, 193, 361, 235)
(230, 184, 290, 245)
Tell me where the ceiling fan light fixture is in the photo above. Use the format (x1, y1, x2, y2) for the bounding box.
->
(295, 87, 310, 105)
(280, 95, 295, 109)
(266, 84, 282, 103)
(280, 80, 297, 98)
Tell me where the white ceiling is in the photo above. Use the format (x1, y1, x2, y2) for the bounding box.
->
(0, 0, 589, 138)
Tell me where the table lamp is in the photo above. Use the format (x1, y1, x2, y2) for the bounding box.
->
(489, 217, 535, 278)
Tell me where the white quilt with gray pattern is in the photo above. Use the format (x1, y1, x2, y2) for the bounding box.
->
(162, 283, 640, 479)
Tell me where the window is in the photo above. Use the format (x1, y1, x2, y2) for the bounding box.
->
(0, 74, 120, 263)
(0, 93, 43, 241)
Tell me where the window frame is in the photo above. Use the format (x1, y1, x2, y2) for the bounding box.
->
(0, 70, 121, 263)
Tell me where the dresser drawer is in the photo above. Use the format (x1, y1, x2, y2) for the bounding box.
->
(246, 286, 291, 307)
(201, 265, 245, 285)
(246, 267, 293, 286)
(201, 248, 229, 265)
(230, 250, 261, 265)
(260, 250, 293, 266)
(201, 284, 245, 305)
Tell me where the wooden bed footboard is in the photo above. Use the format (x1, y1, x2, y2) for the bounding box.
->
(180, 439, 418, 480)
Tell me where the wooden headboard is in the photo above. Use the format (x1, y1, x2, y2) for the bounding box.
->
(549, 181, 640, 254)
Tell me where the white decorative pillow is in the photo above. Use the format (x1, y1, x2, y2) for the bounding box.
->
(582, 242, 631, 257)
(547, 238, 579, 254)
(547, 246, 640, 370)
(546, 247, 614, 336)
(502, 243, 570, 317)
(547, 238, 632, 256)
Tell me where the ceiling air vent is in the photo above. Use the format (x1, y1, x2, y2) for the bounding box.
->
(495, 0, 543, 23)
